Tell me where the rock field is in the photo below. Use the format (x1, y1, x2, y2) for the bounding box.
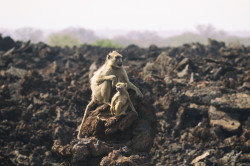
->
(1, 35, 250, 166)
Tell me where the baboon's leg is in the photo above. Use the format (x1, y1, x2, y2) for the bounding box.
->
(115, 102, 122, 116)
(77, 100, 95, 139)
(110, 104, 114, 115)
(100, 81, 112, 105)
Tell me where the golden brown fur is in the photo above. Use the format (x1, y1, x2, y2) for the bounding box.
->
(110, 82, 137, 116)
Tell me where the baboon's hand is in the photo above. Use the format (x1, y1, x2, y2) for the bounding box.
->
(136, 89, 143, 98)
(108, 75, 117, 87)
(108, 75, 116, 79)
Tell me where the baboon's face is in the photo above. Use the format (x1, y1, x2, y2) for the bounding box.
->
(116, 82, 127, 91)
(107, 51, 123, 68)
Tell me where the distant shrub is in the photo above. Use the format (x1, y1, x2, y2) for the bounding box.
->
(166, 32, 207, 46)
(93, 39, 124, 48)
(47, 33, 80, 47)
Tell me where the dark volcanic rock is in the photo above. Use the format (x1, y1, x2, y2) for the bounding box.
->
(208, 106, 241, 132)
(1, 36, 250, 165)
(0, 35, 16, 51)
(211, 93, 250, 111)
(52, 137, 114, 165)
(100, 149, 150, 166)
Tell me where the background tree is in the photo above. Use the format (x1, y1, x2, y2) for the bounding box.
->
(61, 27, 98, 44)
(47, 33, 80, 47)
(14, 27, 43, 43)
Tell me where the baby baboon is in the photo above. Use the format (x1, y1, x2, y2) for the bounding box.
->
(110, 82, 137, 116)
(77, 51, 143, 138)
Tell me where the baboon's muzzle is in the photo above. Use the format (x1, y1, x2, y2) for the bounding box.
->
(117, 62, 122, 67)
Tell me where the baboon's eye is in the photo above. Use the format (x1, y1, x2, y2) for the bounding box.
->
(116, 56, 122, 61)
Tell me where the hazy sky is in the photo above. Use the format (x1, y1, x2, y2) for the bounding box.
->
(0, 0, 250, 31)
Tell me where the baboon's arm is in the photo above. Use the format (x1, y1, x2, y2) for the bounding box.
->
(127, 82, 143, 97)
(96, 75, 116, 85)
(127, 95, 137, 115)
(123, 90, 137, 114)
(110, 98, 116, 114)
(121, 68, 143, 97)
